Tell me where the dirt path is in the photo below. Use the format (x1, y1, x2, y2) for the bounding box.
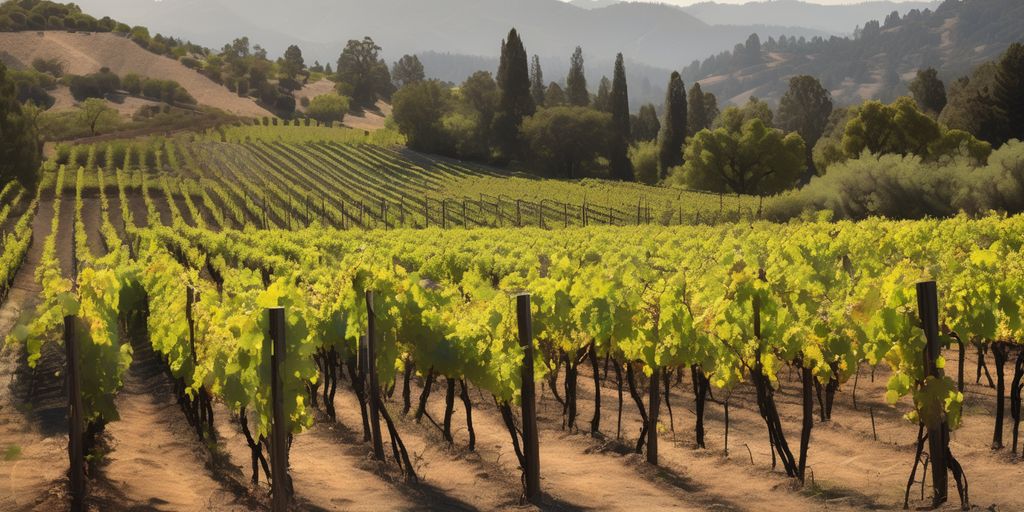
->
(80, 191, 106, 259)
(125, 190, 149, 228)
(99, 332, 250, 511)
(560, 353, 1024, 512)
(191, 194, 221, 231)
(56, 192, 74, 279)
(170, 194, 195, 227)
(0, 198, 67, 511)
(400, 374, 713, 511)
(150, 194, 173, 227)
(106, 189, 127, 241)
(567, 366, 894, 512)
(330, 382, 524, 511)
(210, 396, 416, 512)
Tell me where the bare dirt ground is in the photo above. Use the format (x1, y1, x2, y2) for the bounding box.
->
(345, 101, 391, 132)
(536, 351, 1022, 512)
(331, 382, 525, 511)
(277, 79, 392, 131)
(0, 197, 67, 512)
(97, 330, 252, 511)
(47, 85, 163, 119)
(0, 32, 267, 117)
(401, 376, 717, 511)
(294, 80, 336, 113)
(79, 191, 105, 258)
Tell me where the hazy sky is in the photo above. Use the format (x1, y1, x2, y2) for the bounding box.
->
(576, 0, 925, 5)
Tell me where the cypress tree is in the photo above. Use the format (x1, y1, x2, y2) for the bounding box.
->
(687, 82, 709, 136)
(594, 76, 611, 112)
(0, 62, 40, 189)
(545, 82, 566, 107)
(658, 71, 687, 178)
(530, 55, 545, 108)
(566, 46, 589, 107)
(994, 42, 1024, 144)
(609, 54, 633, 181)
(703, 91, 720, 126)
(908, 68, 947, 115)
(493, 28, 535, 161)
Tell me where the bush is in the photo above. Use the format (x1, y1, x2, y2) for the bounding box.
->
(236, 78, 249, 97)
(274, 93, 295, 115)
(391, 80, 453, 154)
(122, 73, 142, 95)
(521, 106, 612, 179)
(141, 78, 163, 99)
(629, 141, 660, 185)
(68, 75, 101, 100)
(765, 141, 1024, 221)
(673, 119, 806, 195)
(306, 93, 349, 125)
(10, 69, 55, 108)
(32, 57, 66, 77)
(68, 70, 120, 101)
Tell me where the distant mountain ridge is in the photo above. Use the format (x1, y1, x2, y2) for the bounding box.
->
(680, 1, 942, 35)
(682, 0, 1024, 106)
(72, 0, 829, 72)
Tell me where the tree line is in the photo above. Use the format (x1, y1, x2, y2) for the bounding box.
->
(391, 28, 1023, 214)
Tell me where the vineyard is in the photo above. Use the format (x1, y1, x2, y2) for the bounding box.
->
(1, 126, 1023, 512)
(51, 125, 766, 231)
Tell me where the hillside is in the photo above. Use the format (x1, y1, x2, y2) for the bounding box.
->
(71, 0, 827, 72)
(683, 0, 1024, 106)
(681, 0, 941, 35)
(0, 31, 269, 116)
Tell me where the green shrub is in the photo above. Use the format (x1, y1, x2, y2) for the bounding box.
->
(306, 93, 349, 125)
(765, 141, 1024, 221)
(629, 141, 660, 185)
(122, 73, 142, 95)
(31, 57, 66, 77)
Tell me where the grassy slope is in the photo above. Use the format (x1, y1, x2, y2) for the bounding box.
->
(0, 31, 269, 117)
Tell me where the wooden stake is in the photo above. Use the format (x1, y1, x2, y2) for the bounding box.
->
(268, 307, 291, 511)
(64, 316, 85, 512)
(516, 294, 541, 504)
(364, 291, 385, 460)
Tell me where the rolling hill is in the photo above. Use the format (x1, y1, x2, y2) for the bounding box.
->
(71, 0, 827, 72)
(0, 31, 269, 116)
(682, 0, 1024, 106)
(680, 0, 941, 35)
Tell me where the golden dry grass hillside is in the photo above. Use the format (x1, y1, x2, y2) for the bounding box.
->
(0, 31, 269, 117)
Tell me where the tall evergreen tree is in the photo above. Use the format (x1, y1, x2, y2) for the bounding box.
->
(391, 54, 425, 89)
(908, 67, 947, 115)
(994, 42, 1024, 144)
(529, 55, 545, 107)
(566, 46, 589, 107)
(776, 75, 833, 176)
(594, 76, 611, 112)
(0, 62, 40, 189)
(703, 91, 720, 126)
(687, 82, 709, 136)
(336, 37, 393, 107)
(281, 44, 305, 79)
(545, 82, 566, 107)
(658, 71, 687, 178)
(493, 28, 535, 161)
(633, 104, 661, 142)
(609, 54, 633, 181)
